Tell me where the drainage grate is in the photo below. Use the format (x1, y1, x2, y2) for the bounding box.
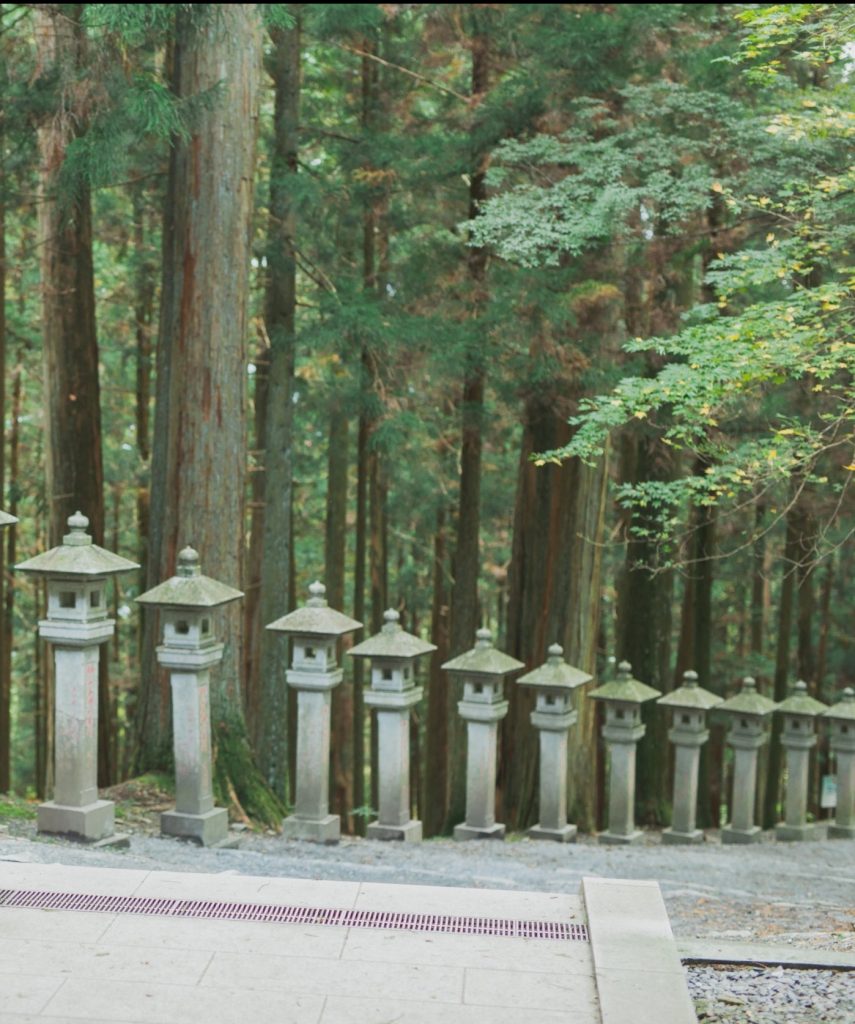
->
(0, 888, 587, 941)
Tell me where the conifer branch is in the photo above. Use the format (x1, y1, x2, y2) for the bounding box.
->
(337, 42, 469, 102)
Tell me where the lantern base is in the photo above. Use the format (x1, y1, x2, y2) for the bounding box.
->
(775, 822, 825, 842)
(598, 829, 642, 845)
(721, 824, 763, 844)
(453, 821, 505, 841)
(828, 821, 855, 839)
(37, 799, 117, 843)
(662, 827, 704, 845)
(367, 819, 422, 842)
(282, 813, 340, 844)
(528, 823, 577, 843)
(161, 807, 230, 847)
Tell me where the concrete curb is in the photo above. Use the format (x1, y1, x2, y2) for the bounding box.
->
(582, 876, 697, 1024)
(678, 939, 855, 971)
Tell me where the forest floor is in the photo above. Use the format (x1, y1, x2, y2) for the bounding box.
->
(1, 785, 853, 1023)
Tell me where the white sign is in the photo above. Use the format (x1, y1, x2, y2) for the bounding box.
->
(821, 774, 837, 809)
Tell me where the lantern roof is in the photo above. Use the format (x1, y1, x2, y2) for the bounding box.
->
(589, 661, 661, 705)
(348, 609, 436, 660)
(517, 643, 592, 691)
(137, 547, 243, 609)
(717, 676, 777, 718)
(266, 581, 361, 638)
(657, 670, 722, 711)
(822, 687, 855, 723)
(0, 509, 17, 527)
(441, 628, 524, 677)
(16, 511, 139, 578)
(777, 680, 827, 718)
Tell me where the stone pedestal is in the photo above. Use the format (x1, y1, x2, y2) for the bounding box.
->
(776, 732, 822, 841)
(722, 732, 765, 844)
(663, 728, 707, 845)
(365, 688, 422, 842)
(599, 723, 645, 845)
(159, 646, 229, 847)
(283, 680, 340, 843)
(37, 629, 117, 841)
(529, 711, 576, 842)
(454, 700, 508, 840)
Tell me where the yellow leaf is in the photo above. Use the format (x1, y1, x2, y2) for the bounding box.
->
(711, 182, 723, 193)
(844, 464, 855, 472)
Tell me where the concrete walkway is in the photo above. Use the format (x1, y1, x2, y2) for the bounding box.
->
(0, 861, 695, 1024)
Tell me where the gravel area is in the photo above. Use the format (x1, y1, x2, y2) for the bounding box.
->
(688, 965, 855, 1023)
(1, 810, 853, 1022)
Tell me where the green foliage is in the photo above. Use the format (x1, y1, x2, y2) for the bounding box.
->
(469, 5, 855, 562)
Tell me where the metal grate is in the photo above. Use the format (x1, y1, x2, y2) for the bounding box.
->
(0, 887, 587, 941)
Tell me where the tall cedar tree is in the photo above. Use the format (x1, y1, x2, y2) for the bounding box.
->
(34, 5, 110, 785)
(136, 4, 281, 824)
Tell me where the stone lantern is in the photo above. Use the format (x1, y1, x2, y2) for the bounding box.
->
(0, 510, 17, 528)
(348, 609, 436, 842)
(589, 661, 661, 844)
(136, 547, 242, 846)
(774, 681, 828, 842)
(16, 511, 138, 843)
(823, 688, 855, 839)
(266, 581, 361, 843)
(516, 643, 591, 842)
(718, 676, 777, 844)
(657, 670, 722, 844)
(443, 628, 524, 840)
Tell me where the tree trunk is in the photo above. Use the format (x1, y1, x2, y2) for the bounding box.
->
(244, 338, 269, 743)
(254, 17, 300, 803)
(444, 25, 490, 834)
(327, 404, 352, 829)
(424, 505, 450, 836)
(138, 4, 280, 824)
(762, 505, 799, 828)
(0, 138, 6, 792)
(615, 429, 674, 826)
(675, 458, 719, 828)
(35, 4, 110, 784)
(1, 357, 20, 791)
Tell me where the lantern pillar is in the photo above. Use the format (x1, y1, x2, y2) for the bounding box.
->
(719, 677, 777, 844)
(267, 581, 361, 844)
(658, 671, 721, 845)
(16, 511, 138, 844)
(822, 689, 855, 839)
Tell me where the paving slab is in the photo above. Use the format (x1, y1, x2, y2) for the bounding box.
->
(0, 859, 696, 1023)
(354, 879, 582, 922)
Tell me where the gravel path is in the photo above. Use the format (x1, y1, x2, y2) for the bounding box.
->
(1, 820, 853, 1022)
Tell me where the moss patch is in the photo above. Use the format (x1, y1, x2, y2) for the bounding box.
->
(0, 794, 38, 820)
